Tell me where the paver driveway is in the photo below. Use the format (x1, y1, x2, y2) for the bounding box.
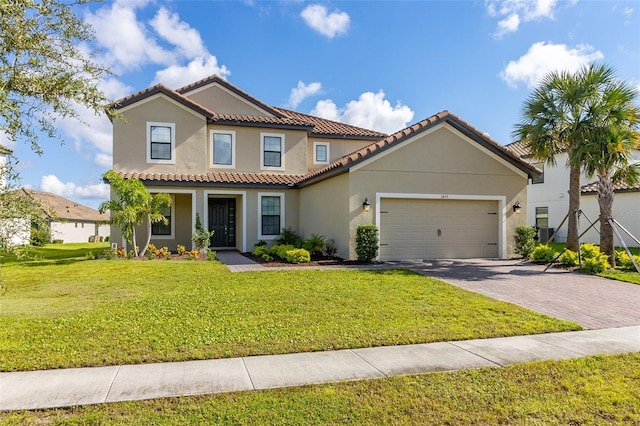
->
(410, 259, 640, 330)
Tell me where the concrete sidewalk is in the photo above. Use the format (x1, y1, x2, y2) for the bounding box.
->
(2, 326, 639, 411)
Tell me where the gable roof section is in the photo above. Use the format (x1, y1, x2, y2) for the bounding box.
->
(111, 75, 387, 138)
(176, 75, 284, 118)
(298, 111, 541, 187)
(110, 83, 216, 118)
(24, 189, 109, 222)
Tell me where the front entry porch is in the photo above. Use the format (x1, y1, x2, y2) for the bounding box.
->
(208, 198, 237, 248)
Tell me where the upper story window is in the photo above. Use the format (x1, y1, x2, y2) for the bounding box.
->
(532, 162, 544, 184)
(313, 142, 330, 165)
(260, 133, 285, 171)
(211, 130, 236, 168)
(147, 122, 175, 164)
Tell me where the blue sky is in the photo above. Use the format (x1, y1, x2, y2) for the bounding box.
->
(4, 0, 639, 208)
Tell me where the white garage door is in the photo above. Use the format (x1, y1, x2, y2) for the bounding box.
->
(379, 198, 499, 260)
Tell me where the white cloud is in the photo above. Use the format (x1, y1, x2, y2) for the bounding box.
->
(500, 41, 604, 88)
(312, 91, 414, 134)
(54, 77, 132, 170)
(150, 8, 208, 59)
(301, 4, 350, 38)
(288, 81, 322, 108)
(153, 56, 231, 88)
(40, 175, 110, 200)
(487, 0, 559, 37)
(496, 13, 520, 37)
(85, 2, 174, 72)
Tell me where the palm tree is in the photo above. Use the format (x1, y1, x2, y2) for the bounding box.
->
(513, 64, 637, 253)
(574, 126, 640, 266)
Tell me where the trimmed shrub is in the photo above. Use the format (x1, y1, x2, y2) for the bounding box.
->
(284, 248, 311, 264)
(303, 233, 325, 258)
(580, 244, 610, 274)
(270, 244, 296, 260)
(275, 228, 303, 248)
(514, 225, 537, 258)
(192, 213, 212, 253)
(252, 245, 269, 257)
(615, 250, 640, 271)
(558, 250, 579, 267)
(207, 250, 217, 261)
(530, 244, 557, 263)
(30, 226, 50, 246)
(355, 224, 379, 263)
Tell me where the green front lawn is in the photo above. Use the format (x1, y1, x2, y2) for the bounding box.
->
(0, 256, 579, 371)
(2, 353, 638, 424)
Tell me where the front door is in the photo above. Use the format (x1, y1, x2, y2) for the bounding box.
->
(208, 198, 236, 247)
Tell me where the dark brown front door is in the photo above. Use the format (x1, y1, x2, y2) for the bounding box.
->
(208, 198, 236, 247)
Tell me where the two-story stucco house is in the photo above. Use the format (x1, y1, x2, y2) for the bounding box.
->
(506, 140, 640, 248)
(108, 75, 538, 260)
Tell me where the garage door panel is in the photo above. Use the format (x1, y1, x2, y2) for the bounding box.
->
(380, 198, 499, 260)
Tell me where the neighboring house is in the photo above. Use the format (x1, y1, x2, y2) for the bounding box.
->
(505, 141, 640, 248)
(24, 190, 110, 243)
(108, 75, 538, 260)
(0, 145, 30, 247)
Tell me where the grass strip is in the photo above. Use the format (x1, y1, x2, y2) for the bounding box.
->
(2, 353, 638, 424)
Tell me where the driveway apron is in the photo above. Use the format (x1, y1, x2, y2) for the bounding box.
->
(411, 259, 640, 329)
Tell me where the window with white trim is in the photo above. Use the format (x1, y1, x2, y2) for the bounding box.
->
(313, 142, 330, 165)
(211, 130, 236, 168)
(151, 195, 175, 238)
(260, 133, 285, 170)
(258, 193, 285, 239)
(147, 122, 175, 164)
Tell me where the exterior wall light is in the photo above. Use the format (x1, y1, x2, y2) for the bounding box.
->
(513, 201, 522, 214)
(363, 197, 371, 212)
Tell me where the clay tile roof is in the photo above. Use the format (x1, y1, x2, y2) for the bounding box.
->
(210, 112, 314, 129)
(273, 107, 388, 140)
(504, 140, 531, 158)
(117, 171, 304, 186)
(298, 110, 541, 186)
(24, 189, 109, 222)
(582, 179, 640, 194)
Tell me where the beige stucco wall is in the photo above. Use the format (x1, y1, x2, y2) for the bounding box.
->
(345, 125, 529, 259)
(299, 173, 350, 257)
(113, 95, 208, 174)
(208, 125, 309, 175)
(183, 84, 272, 117)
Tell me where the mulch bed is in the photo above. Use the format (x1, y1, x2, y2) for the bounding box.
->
(240, 252, 372, 267)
